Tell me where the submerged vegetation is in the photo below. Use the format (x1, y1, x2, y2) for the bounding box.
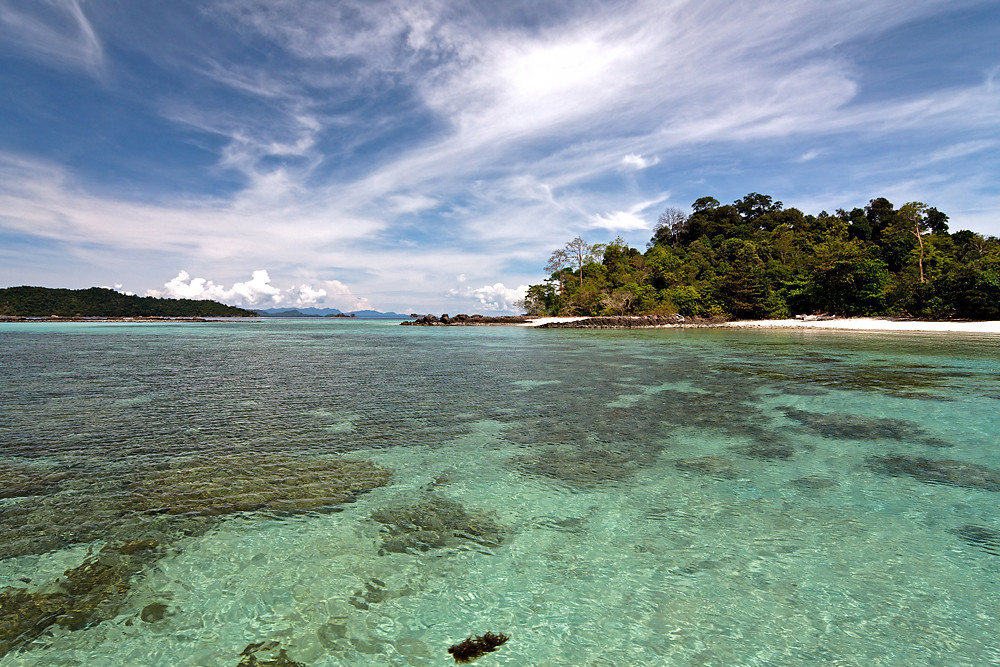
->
(447, 631, 510, 664)
(524, 194, 1000, 319)
(0, 541, 161, 658)
(0, 454, 392, 559)
(370, 498, 507, 555)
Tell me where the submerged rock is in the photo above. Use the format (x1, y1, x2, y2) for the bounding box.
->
(0, 540, 161, 657)
(371, 498, 506, 555)
(867, 455, 1000, 492)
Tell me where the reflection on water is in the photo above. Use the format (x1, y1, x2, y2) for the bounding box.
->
(1, 320, 999, 665)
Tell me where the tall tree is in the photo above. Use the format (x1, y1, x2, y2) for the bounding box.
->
(897, 202, 931, 283)
(545, 248, 570, 294)
(649, 207, 688, 248)
(565, 237, 602, 287)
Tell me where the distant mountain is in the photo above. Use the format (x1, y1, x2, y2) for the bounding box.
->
(254, 307, 408, 318)
(344, 309, 409, 318)
(254, 307, 342, 317)
(0, 286, 258, 318)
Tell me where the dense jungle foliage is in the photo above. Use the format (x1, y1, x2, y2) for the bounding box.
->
(524, 194, 1000, 319)
(0, 286, 258, 317)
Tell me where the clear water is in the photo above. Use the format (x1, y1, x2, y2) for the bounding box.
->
(1, 319, 999, 666)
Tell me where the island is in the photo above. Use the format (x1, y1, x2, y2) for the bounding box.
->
(0, 286, 258, 319)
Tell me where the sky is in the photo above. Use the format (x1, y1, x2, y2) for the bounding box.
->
(1, 0, 998, 314)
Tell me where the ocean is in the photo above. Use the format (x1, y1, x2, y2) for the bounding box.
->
(1, 319, 998, 665)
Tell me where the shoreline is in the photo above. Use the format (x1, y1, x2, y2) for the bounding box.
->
(523, 316, 1000, 334)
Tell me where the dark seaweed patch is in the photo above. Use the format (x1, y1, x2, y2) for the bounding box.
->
(783, 408, 950, 447)
(790, 475, 840, 490)
(237, 641, 306, 667)
(734, 443, 796, 460)
(867, 455, 1000, 492)
(448, 631, 509, 663)
(674, 456, 739, 479)
(949, 525, 1000, 556)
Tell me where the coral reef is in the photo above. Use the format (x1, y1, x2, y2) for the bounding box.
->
(371, 498, 506, 555)
(0, 453, 392, 559)
(867, 455, 1000, 491)
(0, 463, 70, 499)
(448, 631, 509, 663)
(127, 453, 392, 516)
(512, 444, 655, 485)
(0, 540, 161, 658)
(237, 641, 306, 667)
(783, 408, 950, 446)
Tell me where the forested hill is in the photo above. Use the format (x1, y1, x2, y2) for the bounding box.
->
(0, 286, 258, 318)
(524, 194, 1000, 320)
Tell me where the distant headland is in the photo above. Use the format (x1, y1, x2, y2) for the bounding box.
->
(0, 286, 258, 319)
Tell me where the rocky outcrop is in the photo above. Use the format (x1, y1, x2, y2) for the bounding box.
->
(401, 313, 530, 326)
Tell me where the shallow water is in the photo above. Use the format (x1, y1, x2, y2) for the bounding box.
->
(1, 319, 999, 665)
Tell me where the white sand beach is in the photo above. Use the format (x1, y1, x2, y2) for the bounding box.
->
(727, 318, 1000, 333)
(520, 317, 591, 326)
(523, 316, 1000, 333)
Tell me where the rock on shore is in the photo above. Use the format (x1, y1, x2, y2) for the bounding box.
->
(400, 313, 530, 326)
(538, 315, 687, 328)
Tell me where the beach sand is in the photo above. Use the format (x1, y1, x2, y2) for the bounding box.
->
(522, 316, 1000, 333)
(725, 317, 1000, 333)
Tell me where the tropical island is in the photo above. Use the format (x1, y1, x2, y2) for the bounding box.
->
(0, 286, 258, 319)
(521, 194, 1000, 321)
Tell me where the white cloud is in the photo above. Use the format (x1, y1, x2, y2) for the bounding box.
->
(620, 153, 659, 170)
(590, 195, 668, 232)
(0, 0, 103, 73)
(146, 269, 337, 308)
(387, 193, 439, 214)
(450, 281, 528, 312)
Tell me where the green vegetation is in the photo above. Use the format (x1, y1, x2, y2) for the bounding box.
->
(0, 286, 258, 317)
(524, 194, 1000, 319)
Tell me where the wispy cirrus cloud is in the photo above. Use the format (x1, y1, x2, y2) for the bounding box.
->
(0, 0, 103, 73)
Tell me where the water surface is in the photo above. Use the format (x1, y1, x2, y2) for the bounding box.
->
(1, 320, 998, 665)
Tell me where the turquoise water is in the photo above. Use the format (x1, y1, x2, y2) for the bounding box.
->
(1, 319, 999, 666)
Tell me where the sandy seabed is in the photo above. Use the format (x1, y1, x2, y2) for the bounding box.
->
(522, 316, 1000, 333)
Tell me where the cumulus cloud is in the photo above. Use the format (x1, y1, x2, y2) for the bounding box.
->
(146, 269, 337, 308)
(450, 281, 527, 312)
(620, 153, 659, 170)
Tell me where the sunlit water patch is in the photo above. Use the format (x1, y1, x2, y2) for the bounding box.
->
(1, 321, 999, 665)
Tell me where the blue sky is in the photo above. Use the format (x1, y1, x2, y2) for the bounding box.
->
(1, 0, 998, 313)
